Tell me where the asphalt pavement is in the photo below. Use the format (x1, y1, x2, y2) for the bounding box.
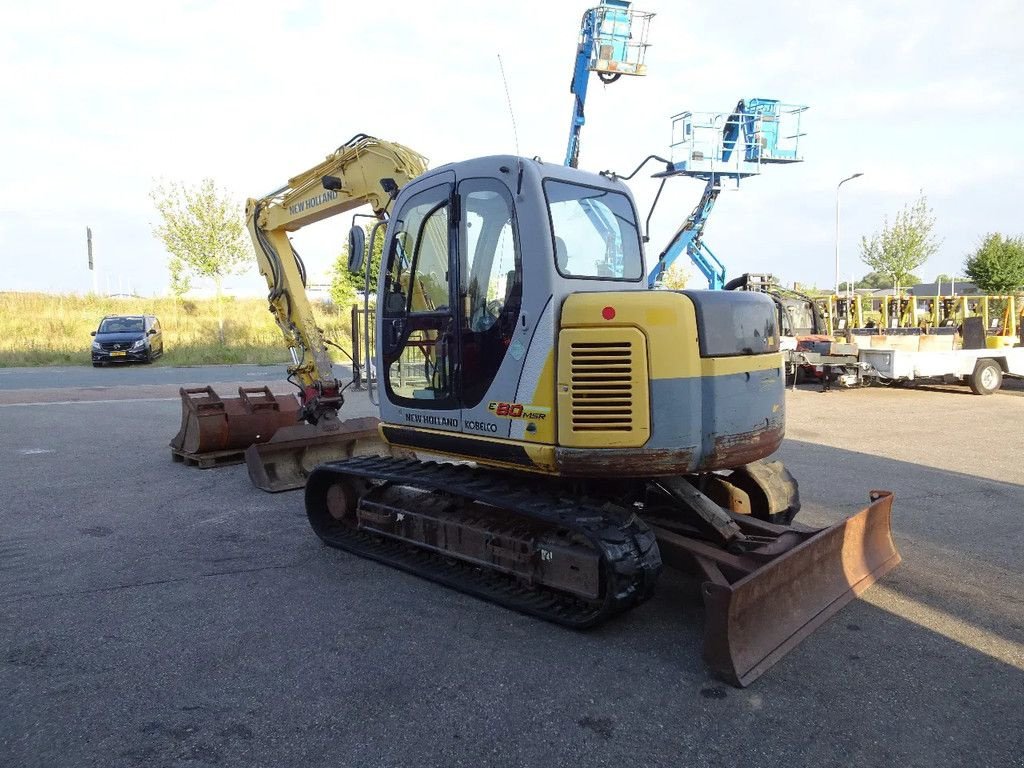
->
(1, 368, 1021, 768)
(0, 364, 288, 391)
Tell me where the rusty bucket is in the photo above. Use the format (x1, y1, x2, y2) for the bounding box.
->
(698, 491, 900, 686)
(170, 386, 302, 457)
(245, 417, 402, 493)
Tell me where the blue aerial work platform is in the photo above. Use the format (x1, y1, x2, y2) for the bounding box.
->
(647, 100, 807, 289)
(565, 1, 653, 168)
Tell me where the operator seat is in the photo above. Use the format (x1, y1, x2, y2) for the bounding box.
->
(555, 236, 571, 275)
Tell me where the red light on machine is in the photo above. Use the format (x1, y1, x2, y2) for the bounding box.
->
(601, 306, 616, 320)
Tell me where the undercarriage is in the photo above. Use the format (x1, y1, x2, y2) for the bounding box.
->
(305, 455, 899, 686)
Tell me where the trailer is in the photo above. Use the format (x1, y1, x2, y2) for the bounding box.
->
(860, 340, 1024, 395)
(784, 329, 1024, 395)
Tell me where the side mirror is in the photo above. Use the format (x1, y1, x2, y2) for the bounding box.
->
(147, 328, 158, 335)
(90, 330, 97, 336)
(347, 226, 366, 274)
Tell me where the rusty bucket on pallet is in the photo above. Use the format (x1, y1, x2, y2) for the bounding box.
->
(652, 490, 900, 687)
(170, 386, 302, 458)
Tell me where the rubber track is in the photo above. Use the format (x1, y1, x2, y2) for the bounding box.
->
(305, 456, 662, 629)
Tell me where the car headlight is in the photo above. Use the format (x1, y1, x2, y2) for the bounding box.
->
(131, 338, 148, 350)
(92, 341, 101, 350)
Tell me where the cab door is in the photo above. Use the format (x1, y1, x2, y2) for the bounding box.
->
(454, 178, 525, 439)
(377, 173, 462, 432)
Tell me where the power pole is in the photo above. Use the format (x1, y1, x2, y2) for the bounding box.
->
(87, 226, 97, 294)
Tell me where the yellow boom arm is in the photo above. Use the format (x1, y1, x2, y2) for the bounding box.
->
(245, 134, 427, 419)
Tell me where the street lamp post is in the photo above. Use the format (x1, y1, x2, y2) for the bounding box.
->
(835, 172, 864, 294)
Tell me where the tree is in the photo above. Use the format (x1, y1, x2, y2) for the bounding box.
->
(168, 257, 192, 297)
(859, 194, 940, 291)
(330, 222, 384, 307)
(963, 233, 1024, 294)
(150, 178, 250, 340)
(839, 270, 921, 292)
(659, 261, 689, 290)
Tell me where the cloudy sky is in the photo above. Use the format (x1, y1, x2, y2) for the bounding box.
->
(1, 0, 1021, 296)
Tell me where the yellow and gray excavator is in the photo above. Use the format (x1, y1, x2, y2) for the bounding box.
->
(175, 134, 900, 686)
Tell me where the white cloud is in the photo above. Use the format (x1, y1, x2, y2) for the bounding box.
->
(0, 0, 1022, 295)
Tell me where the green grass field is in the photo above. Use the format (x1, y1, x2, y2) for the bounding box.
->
(0, 292, 355, 367)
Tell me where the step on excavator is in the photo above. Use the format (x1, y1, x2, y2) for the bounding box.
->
(173, 134, 899, 686)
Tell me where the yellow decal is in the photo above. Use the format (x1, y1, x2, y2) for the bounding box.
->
(488, 401, 551, 421)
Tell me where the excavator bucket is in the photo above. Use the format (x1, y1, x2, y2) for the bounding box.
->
(245, 416, 407, 493)
(170, 386, 302, 463)
(653, 491, 899, 687)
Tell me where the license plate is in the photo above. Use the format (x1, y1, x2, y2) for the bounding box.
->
(110, 351, 127, 357)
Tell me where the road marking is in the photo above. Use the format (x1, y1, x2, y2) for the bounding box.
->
(0, 397, 179, 407)
(18, 448, 55, 455)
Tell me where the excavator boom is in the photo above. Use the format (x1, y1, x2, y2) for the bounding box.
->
(170, 134, 427, 476)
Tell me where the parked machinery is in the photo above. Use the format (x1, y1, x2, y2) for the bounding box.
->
(171, 132, 899, 685)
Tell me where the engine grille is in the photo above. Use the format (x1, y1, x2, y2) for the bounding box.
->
(568, 341, 634, 432)
(557, 327, 650, 448)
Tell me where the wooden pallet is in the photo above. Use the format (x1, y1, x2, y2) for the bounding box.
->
(170, 447, 246, 469)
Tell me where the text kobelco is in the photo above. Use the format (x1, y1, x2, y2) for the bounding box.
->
(464, 420, 499, 433)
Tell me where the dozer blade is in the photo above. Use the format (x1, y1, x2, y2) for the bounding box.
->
(652, 491, 899, 687)
(702, 491, 899, 687)
(245, 417, 408, 493)
(170, 386, 302, 456)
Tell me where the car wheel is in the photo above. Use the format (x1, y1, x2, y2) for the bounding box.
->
(92, 362, 102, 368)
(968, 359, 1002, 395)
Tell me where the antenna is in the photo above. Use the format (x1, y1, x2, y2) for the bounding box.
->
(497, 53, 520, 156)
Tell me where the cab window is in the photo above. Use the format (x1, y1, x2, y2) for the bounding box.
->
(458, 181, 522, 407)
(381, 184, 456, 405)
(544, 179, 643, 280)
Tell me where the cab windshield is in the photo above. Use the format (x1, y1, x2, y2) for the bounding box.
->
(544, 179, 643, 280)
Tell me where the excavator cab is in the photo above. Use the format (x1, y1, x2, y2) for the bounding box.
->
(370, 158, 785, 474)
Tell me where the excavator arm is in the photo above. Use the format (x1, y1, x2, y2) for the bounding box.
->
(171, 134, 427, 482)
(246, 133, 428, 423)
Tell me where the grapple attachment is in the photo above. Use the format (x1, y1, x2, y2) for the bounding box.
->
(170, 386, 302, 457)
(654, 491, 899, 687)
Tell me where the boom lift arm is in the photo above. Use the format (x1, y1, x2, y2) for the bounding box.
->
(645, 99, 806, 289)
(647, 178, 725, 289)
(565, 1, 652, 168)
(246, 134, 428, 424)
